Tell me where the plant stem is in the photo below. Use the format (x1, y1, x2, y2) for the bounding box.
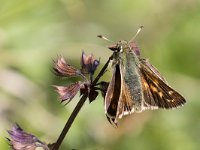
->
(52, 54, 113, 150)
(92, 55, 113, 85)
(52, 93, 87, 150)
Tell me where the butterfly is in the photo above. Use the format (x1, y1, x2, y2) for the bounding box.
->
(99, 28, 186, 126)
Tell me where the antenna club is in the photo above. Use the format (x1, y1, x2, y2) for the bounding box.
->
(128, 26, 144, 43)
(97, 35, 103, 38)
(97, 35, 114, 43)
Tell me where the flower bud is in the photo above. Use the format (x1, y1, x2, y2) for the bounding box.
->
(81, 51, 99, 75)
(7, 124, 49, 150)
(53, 57, 81, 77)
(54, 81, 84, 104)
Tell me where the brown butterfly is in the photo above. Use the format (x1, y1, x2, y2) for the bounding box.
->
(99, 28, 186, 126)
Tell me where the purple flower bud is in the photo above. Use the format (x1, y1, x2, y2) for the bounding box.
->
(7, 124, 50, 150)
(81, 51, 100, 75)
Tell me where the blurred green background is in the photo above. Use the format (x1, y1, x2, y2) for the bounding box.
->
(0, 0, 200, 149)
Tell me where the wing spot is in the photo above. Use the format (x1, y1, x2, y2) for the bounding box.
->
(143, 82, 148, 88)
(150, 85, 158, 92)
(166, 99, 175, 103)
(158, 92, 163, 97)
(167, 99, 171, 102)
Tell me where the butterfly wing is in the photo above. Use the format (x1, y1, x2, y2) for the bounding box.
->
(114, 50, 141, 123)
(140, 58, 167, 82)
(115, 76, 134, 123)
(139, 59, 186, 109)
(104, 64, 121, 124)
(105, 61, 135, 126)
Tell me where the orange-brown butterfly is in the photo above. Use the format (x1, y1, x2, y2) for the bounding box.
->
(98, 26, 186, 126)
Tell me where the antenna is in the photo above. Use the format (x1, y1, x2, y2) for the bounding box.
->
(97, 35, 114, 43)
(128, 26, 143, 43)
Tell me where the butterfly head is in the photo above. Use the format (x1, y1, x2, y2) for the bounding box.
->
(107, 40, 129, 53)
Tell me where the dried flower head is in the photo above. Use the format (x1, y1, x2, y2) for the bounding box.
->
(81, 51, 99, 75)
(53, 57, 81, 77)
(54, 81, 84, 104)
(7, 124, 50, 150)
(54, 52, 101, 105)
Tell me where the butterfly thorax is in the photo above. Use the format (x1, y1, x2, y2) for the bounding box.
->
(110, 40, 133, 67)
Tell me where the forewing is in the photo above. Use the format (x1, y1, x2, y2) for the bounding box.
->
(116, 82, 134, 119)
(114, 63, 135, 124)
(105, 63, 134, 125)
(139, 62, 186, 109)
(140, 58, 167, 82)
(105, 65, 121, 120)
(140, 73, 159, 110)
